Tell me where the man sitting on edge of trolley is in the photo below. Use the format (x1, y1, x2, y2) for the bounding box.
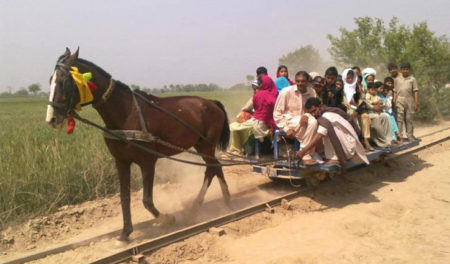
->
(273, 71, 319, 165)
(296, 97, 369, 169)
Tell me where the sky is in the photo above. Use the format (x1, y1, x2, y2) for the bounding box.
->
(0, 0, 449, 92)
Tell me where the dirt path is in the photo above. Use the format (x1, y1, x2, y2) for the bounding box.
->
(143, 127, 450, 264)
(1, 122, 449, 263)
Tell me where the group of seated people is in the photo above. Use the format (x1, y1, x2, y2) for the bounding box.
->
(229, 62, 419, 168)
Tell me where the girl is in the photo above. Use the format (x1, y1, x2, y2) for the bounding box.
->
(275, 65, 294, 92)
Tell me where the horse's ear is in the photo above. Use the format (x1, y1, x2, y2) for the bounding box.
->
(65, 47, 79, 65)
(64, 47, 71, 57)
(72, 47, 79, 59)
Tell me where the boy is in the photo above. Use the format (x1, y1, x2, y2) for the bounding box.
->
(365, 83, 392, 148)
(393, 62, 419, 141)
(387, 62, 399, 79)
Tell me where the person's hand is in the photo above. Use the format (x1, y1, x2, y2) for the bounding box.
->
(344, 103, 351, 110)
(373, 104, 381, 113)
(286, 129, 295, 137)
(299, 115, 308, 127)
(328, 91, 333, 99)
(351, 111, 358, 118)
(296, 149, 306, 160)
(414, 102, 418, 112)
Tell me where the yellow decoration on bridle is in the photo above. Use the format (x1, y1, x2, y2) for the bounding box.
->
(70, 66, 94, 110)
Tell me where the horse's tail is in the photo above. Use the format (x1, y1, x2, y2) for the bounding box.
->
(213, 100, 230, 151)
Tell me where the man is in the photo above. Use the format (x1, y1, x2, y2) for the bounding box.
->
(273, 71, 318, 164)
(351, 66, 361, 77)
(324, 66, 344, 109)
(256, 66, 268, 78)
(393, 62, 419, 141)
(311, 75, 327, 103)
(296, 98, 369, 168)
(388, 62, 399, 79)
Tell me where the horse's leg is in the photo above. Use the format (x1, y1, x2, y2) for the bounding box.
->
(192, 167, 214, 210)
(193, 143, 231, 209)
(216, 166, 231, 206)
(140, 159, 175, 227)
(115, 159, 133, 241)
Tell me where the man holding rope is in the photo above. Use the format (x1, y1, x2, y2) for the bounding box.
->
(296, 98, 369, 169)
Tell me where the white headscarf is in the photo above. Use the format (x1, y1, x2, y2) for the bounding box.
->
(342, 68, 358, 103)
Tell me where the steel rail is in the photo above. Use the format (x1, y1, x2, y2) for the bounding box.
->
(87, 190, 308, 264)
(1, 186, 274, 264)
(86, 132, 450, 264)
(4, 128, 449, 264)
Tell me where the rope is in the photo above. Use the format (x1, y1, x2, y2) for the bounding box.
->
(72, 112, 281, 167)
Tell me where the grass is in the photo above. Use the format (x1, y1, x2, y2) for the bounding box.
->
(0, 90, 252, 226)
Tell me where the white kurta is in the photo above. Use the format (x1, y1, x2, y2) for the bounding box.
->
(317, 112, 369, 164)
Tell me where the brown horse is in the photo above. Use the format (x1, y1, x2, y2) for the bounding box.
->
(46, 48, 231, 241)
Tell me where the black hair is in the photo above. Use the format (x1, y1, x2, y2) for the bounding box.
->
(277, 65, 288, 72)
(335, 78, 344, 85)
(374, 81, 383, 88)
(384, 76, 394, 83)
(357, 75, 362, 82)
(295, 71, 310, 79)
(325, 66, 338, 77)
(305, 97, 321, 109)
(256, 66, 268, 75)
(346, 70, 355, 77)
(367, 83, 376, 89)
(387, 62, 398, 71)
(351, 66, 360, 72)
(400, 62, 411, 69)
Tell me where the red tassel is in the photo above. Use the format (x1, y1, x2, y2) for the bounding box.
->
(67, 117, 75, 134)
(88, 81, 98, 92)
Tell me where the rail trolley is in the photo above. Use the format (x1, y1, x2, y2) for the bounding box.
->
(252, 129, 421, 180)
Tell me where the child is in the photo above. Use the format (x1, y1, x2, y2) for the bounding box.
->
(379, 85, 401, 144)
(275, 65, 294, 92)
(365, 83, 392, 148)
(393, 62, 419, 141)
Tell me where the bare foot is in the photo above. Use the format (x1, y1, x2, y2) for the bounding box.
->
(363, 139, 374, 151)
(302, 159, 318, 166)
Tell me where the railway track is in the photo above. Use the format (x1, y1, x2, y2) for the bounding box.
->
(4, 127, 449, 264)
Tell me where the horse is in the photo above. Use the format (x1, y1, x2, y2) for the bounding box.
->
(46, 48, 231, 241)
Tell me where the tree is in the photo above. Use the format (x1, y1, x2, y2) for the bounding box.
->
(327, 17, 450, 121)
(28, 83, 41, 95)
(245, 75, 255, 83)
(278, 45, 325, 74)
(14, 88, 29, 96)
(130, 84, 141, 91)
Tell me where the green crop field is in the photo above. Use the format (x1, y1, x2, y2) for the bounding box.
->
(0, 90, 252, 225)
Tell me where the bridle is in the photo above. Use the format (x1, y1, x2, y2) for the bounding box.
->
(48, 62, 79, 117)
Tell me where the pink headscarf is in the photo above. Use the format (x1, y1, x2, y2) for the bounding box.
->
(253, 75, 278, 128)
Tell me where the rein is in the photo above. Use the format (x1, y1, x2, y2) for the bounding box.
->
(72, 112, 279, 167)
(55, 66, 281, 167)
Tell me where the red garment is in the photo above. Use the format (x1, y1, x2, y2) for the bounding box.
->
(253, 75, 278, 128)
(276, 68, 294, 85)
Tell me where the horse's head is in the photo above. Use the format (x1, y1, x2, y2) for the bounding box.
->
(46, 48, 80, 127)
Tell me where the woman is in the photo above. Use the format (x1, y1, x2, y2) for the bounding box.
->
(342, 68, 372, 150)
(228, 80, 259, 154)
(253, 75, 278, 141)
(362, 67, 376, 94)
(275, 65, 294, 92)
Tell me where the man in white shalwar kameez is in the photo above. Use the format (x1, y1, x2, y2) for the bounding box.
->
(273, 71, 318, 164)
(296, 98, 369, 168)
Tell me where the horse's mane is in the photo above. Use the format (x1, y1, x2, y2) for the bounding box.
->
(76, 58, 158, 99)
(77, 58, 112, 79)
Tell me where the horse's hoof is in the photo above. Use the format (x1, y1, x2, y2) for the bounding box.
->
(114, 238, 129, 248)
(152, 214, 176, 227)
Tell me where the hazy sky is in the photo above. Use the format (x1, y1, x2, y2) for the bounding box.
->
(1, 0, 449, 92)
